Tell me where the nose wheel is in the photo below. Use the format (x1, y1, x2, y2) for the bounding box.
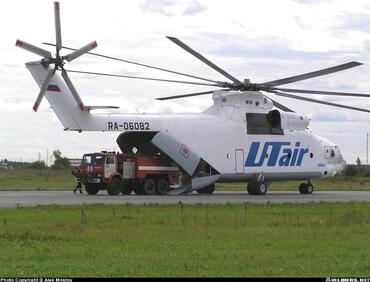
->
(299, 182, 314, 194)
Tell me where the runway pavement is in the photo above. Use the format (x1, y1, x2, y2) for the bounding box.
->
(0, 190, 370, 208)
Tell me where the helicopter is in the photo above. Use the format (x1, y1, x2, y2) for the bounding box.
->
(16, 2, 370, 195)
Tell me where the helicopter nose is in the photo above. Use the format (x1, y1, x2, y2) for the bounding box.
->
(322, 144, 346, 176)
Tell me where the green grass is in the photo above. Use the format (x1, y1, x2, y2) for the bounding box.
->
(0, 168, 74, 190)
(0, 203, 369, 277)
(0, 168, 370, 191)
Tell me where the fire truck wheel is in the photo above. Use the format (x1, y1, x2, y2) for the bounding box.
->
(121, 182, 131, 195)
(85, 183, 99, 195)
(107, 177, 123, 196)
(134, 187, 144, 195)
(156, 178, 169, 195)
(143, 178, 156, 195)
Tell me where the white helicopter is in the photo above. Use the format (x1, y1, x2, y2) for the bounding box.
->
(17, 2, 370, 195)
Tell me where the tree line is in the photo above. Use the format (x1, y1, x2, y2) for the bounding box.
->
(30, 150, 71, 169)
(341, 157, 370, 177)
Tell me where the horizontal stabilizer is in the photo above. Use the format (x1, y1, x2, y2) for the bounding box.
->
(85, 106, 120, 111)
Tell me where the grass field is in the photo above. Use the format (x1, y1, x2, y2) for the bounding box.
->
(0, 169, 74, 190)
(0, 202, 369, 277)
(1, 168, 370, 191)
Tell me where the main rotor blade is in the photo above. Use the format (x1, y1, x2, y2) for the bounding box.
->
(61, 69, 85, 111)
(54, 2, 62, 54)
(267, 96, 295, 112)
(16, 40, 51, 58)
(156, 90, 223, 100)
(33, 68, 56, 112)
(64, 41, 97, 62)
(273, 91, 370, 113)
(166, 36, 242, 84)
(261, 61, 362, 87)
(42, 42, 224, 85)
(65, 69, 223, 87)
(270, 87, 370, 98)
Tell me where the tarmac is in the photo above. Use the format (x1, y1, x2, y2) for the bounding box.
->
(0, 190, 370, 208)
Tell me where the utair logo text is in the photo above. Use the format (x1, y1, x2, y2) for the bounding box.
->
(245, 142, 309, 167)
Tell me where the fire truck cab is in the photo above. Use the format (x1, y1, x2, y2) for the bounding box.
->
(76, 151, 180, 195)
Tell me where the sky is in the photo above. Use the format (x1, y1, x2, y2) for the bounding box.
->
(1, 0, 370, 164)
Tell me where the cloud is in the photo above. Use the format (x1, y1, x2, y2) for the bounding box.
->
(183, 0, 207, 16)
(341, 13, 370, 31)
(139, 0, 178, 17)
(291, 0, 330, 4)
(311, 110, 370, 123)
(139, 0, 207, 17)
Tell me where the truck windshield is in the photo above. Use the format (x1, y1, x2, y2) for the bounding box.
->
(82, 155, 105, 165)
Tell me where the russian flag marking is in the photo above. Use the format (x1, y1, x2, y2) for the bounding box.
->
(47, 84, 61, 92)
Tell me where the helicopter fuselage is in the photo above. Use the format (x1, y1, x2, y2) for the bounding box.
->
(27, 61, 346, 185)
(97, 91, 345, 183)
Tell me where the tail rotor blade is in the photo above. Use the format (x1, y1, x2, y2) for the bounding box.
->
(61, 69, 85, 111)
(65, 41, 97, 62)
(15, 40, 51, 58)
(54, 2, 62, 54)
(33, 68, 56, 112)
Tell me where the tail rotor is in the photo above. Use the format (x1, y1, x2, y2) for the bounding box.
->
(16, 1, 97, 112)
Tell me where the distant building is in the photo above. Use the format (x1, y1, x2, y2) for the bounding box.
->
(68, 158, 82, 168)
(0, 163, 13, 169)
(0, 163, 8, 169)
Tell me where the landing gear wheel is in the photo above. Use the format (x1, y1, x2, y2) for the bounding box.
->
(299, 183, 314, 194)
(85, 183, 99, 195)
(205, 183, 215, 194)
(143, 178, 156, 195)
(156, 178, 169, 195)
(255, 181, 268, 195)
(197, 184, 215, 194)
(247, 181, 268, 195)
(197, 187, 207, 194)
(107, 177, 122, 195)
(247, 182, 256, 195)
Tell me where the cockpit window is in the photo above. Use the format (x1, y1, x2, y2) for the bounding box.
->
(324, 146, 338, 159)
(330, 149, 335, 158)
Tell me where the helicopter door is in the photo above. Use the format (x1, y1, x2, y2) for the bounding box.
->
(235, 149, 244, 173)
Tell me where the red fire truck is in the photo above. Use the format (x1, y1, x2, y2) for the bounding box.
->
(75, 151, 180, 195)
